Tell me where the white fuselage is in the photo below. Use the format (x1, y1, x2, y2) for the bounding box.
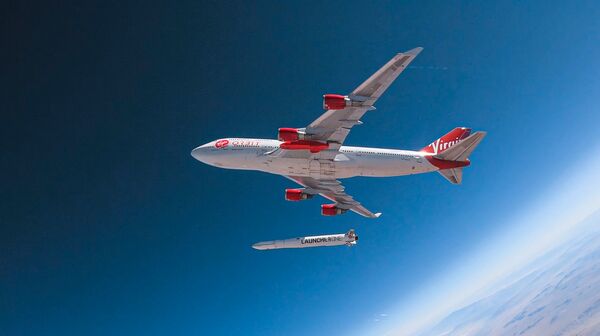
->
(191, 138, 439, 179)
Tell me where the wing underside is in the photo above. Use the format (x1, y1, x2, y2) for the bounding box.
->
(285, 176, 381, 218)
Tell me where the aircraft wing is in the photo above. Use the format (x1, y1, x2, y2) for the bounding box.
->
(305, 47, 423, 148)
(271, 47, 422, 161)
(285, 176, 382, 218)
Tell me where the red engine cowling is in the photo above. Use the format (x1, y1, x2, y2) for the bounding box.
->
(321, 204, 346, 216)
(323, 94, 349, 110)
(278, 128, 303, 142)
(279, 140, 329, 153)
(278, 127, 328, 153)
(285, 189, 313, 201)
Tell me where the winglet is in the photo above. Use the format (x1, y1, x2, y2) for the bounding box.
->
(404, 47, 423, 56)
(374, 212, 382, 218)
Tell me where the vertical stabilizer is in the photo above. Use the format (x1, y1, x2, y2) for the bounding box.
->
(421, 127, 472, 155)
(423, 128, 487, 185)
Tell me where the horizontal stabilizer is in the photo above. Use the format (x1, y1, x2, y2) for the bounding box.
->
(438, 168, 463, 184)
(434, 131, 487, 161)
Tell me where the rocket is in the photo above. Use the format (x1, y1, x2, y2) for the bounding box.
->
(252, 229, 358, 250)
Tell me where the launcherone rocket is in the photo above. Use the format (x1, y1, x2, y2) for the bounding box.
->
(252, 229, 358, 250)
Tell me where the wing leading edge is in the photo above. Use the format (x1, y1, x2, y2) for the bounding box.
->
(305, 47, 423, 147)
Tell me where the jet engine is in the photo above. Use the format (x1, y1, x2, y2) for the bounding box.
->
(279, 140, 328, 153)
(322, 94, 349, 110)
(278, 128, 328, 154)
(321, 204, 347, 216)
(285, 189, 314, 201)
(278, 128, 306, 142)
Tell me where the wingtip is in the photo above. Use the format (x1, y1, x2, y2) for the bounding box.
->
(374, 212, 382, 218)
(403, 47, 423, 56)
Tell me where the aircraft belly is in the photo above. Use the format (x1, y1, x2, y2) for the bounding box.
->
(263, 157, 311, 176)
(349, 155, 431, 177)
(263, 157, 341, 178)
(332, 159, 360, 178)
(260, 152, 435, 178)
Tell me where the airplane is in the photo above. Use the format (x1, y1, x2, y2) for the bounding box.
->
(191, 47, 486, 218)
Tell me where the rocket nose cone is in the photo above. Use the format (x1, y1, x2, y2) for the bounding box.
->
(252, 241, 275, 250)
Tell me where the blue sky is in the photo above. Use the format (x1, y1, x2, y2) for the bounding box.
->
(370, 144, 600, 335)
(3, 1, 600, 335)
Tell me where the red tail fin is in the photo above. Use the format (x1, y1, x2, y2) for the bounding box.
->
(421, 127, 472, 155)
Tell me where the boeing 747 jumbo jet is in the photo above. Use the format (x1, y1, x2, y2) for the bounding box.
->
(192, 47, 486, 218)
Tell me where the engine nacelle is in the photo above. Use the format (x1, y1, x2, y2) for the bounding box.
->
(280, 140, 329, 153)
(278, 127, 328, 153)
(278, 128, 306, 142)
(285, 189, 314, 201)
(323, 94, 350, 110)
(321, 204, 347, 216)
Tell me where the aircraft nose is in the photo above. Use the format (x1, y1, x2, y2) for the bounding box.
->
(191, 145, 207, 162)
